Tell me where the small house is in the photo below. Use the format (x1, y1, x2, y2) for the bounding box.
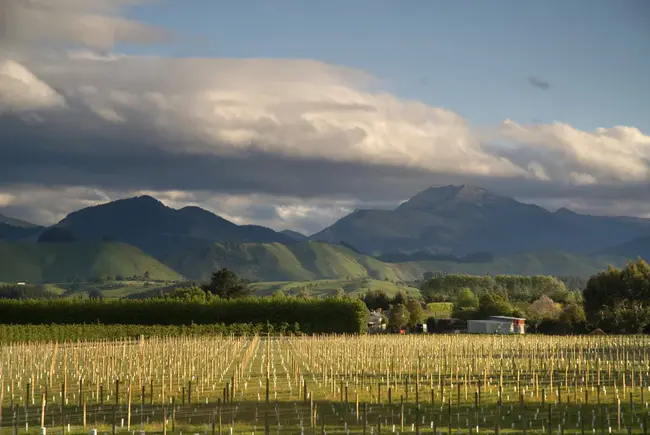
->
(467, 316, 525, 334)
(367, 309, 386, 333)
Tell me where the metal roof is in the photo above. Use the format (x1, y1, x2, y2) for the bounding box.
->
(489, 315, 526, 321)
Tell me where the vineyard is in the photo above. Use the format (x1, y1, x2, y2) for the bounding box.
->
(2, 335, 650, 434)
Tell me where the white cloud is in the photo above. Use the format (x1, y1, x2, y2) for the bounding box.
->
(0, 0, 168, 50)
(0, 59, 66, 113)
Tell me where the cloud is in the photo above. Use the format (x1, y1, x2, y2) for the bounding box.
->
(527, 76, 551, 91)
(0, 4, 649, 232)
(0, 0, 169, 51)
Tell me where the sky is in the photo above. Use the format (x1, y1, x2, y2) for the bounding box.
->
(0, 0, 649, 234)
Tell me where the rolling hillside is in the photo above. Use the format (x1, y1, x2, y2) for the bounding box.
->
(165, 241, 630, 282)
(395, 250, 628, 278)
(0, 242, 179, 283)
(165, 241, 404, 282)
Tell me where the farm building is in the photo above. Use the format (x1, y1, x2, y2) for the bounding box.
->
(367, 309, 386, 333)
(467, 316, 525, 334)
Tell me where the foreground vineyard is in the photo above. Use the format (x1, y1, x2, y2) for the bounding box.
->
(2, 335, 650, 434)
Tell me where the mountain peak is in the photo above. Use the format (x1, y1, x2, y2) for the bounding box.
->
(555, 207, 579, 216)
(397, 184, 498, 211)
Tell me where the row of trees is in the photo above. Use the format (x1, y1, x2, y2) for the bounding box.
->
(451, 288, 586, 333)
(420, 273, 574, 304)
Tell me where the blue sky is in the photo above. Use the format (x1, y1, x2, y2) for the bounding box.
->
(125, 0, 650, 133)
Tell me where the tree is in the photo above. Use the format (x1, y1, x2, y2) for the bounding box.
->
(392, 291, 406, 306)
(583, 259, 650, 333)
(143, 271, 151, 281)
(389, 304, 409, 329)
(456, 288, 480, 309)
(88, 288, 103, 300)
(477, 291, 512, 318)
(202, 268, 251, 299)
(166, 286, 211, 301)
(363, 290, 392, 311)
(333, 288, 346, 298)
(526, 295, 562, 333)
(452, 288, 480, 320)
(557, 302, 586, 333)
(405, 298, 424, 326)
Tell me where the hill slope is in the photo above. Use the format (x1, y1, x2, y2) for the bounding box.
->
(0, 213, 43, 241)
(55, 196, 294, 258)
(165, 241, 404, 282)
(0, 213, 37, 228)
(311, 185, 650, 256)
(0, 242, 179, 283)
(598, 235, 650, 261)
(165, 241, 629, 282)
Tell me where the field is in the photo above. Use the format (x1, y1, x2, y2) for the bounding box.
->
(2, 334, 649, 434)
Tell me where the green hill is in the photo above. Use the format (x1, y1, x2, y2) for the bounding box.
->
(165, 241, 629, 282)
(397, 250, 628, 277)
(0, 242, 180, 283)
(165, 241, 405, 282)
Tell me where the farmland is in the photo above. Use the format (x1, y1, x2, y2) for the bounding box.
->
(2, 334, 650, 434)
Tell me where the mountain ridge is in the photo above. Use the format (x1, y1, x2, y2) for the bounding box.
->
(54, 195, 295, 258)
(311, 184, 650, 256)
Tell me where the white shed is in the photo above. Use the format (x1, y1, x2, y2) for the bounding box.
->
(467, 316, 525, 334)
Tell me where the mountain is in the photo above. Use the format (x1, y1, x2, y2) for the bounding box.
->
(0, 213, 37, 228)
(599, 235, 650, 260)
(311, 185, 650, 256)
(164, 240, 628, 282)
(280, 229, 308, 241)
(0, 242, 179, 283)
(54, 196, 295, 258)
(0, 213, 42, 241)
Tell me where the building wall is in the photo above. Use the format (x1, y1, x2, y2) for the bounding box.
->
(468, 320, 522, 334)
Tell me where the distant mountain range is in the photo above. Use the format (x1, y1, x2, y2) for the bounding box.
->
(0, 185, 649, 284)
(311, 185, 650, 256)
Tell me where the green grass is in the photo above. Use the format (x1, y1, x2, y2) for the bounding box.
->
(166, 241, 407, 282)
(397, 249, 628, 278)
(0, 242, 180, 283)
(166, 241, 631, 283)
(250, 277, 420, 298)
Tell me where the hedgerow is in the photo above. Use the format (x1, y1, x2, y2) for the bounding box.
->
(0, 297, 368, 334)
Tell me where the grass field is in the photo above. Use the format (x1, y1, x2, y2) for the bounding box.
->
(2, 334, 649, 434)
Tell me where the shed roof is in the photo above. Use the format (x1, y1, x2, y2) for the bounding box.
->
(489, 316, 526, 321)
